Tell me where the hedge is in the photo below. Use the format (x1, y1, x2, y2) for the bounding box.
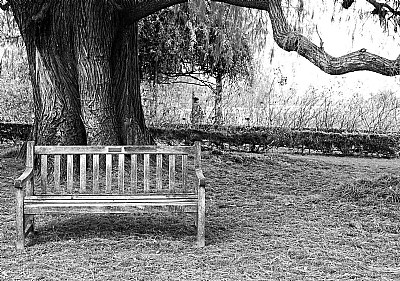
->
(1, 123, 399, 157)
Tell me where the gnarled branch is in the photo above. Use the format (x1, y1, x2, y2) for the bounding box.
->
(123, 0, 400, 76)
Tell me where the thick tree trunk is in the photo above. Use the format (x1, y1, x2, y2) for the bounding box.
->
(214, 74, 223, 126)
(10, 0, 151, 146)
(11, 1, 86, 145)
(74, 1, 120, 145)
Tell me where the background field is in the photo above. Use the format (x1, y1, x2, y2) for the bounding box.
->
(1, 146, 400, 280)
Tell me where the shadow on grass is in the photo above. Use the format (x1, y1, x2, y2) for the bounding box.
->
(28, 212, 234, 246)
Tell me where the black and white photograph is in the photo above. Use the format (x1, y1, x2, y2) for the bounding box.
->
(1, 0, 400, 280)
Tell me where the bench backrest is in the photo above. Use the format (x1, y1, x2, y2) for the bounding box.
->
(25, 141, 202, 196)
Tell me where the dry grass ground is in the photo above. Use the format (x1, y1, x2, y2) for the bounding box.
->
(1, 146, 400, 280)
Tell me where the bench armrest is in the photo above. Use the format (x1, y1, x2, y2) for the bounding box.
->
(195, 168, 205, 187)
(15, 168, 34, 189)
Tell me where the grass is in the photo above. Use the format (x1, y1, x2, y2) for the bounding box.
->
(1, 146, 400, 280)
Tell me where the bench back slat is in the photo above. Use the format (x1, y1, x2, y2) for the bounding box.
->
(169, 155, 175, 191)
(54, 155, 61, 193)
(182, 154, 188, 191)
(131, 154, 137, 192)
(67, 155, 74, 193)
(143, 154, 150, 192)
(156, 154, 162, 190)
(118, 154, 125, 193)
(93, 154, 100, 193)
(40, 155, 48, 193)
(106, 154, 112, 193)
(80, 154, 86, 193)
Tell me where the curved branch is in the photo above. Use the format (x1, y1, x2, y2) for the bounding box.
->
(266, 0, 400, 76)
(121, 0, 186, 25)
(218, 0, 400, 76)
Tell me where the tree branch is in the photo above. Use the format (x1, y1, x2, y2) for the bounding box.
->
(218, 0, 400, 76)
(123, 0, 400, 76)
(121, 0, 187, 25)
(266, 0, 400, 76)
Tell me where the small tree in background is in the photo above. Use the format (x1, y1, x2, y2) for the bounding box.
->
(139, 2, 254, 126)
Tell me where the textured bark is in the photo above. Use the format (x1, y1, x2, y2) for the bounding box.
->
(74, 1, 120, 145)
(10, 0, 151, 146)
(11, 1, 86, 146)
(111, 21, 154, 144)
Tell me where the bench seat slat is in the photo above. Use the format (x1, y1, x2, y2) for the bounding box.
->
(24, 205, 196, 214)
(25, 194, 198, 200)
(25, 199, 197, 205)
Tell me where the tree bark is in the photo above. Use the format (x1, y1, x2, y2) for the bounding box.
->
(11, 0, 87, 145)
(111, 21, 154, 144)
(74, 1, 120, 145)
(10, 0, 151, 146)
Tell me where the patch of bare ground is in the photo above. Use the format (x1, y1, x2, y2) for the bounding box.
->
(1, 148, 399, 280)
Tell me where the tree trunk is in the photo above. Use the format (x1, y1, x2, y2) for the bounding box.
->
(11, 1, 87, 146)
(111, 20, 154, 145)
(10, 0, 152, 146)
(75, 0, 120, 145)
(214, 74, 223, 126)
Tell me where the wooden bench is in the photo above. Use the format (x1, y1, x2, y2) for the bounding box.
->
(14, 141, 205, 250)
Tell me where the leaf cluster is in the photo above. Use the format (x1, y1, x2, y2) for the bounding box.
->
(138, 2, 254, 83)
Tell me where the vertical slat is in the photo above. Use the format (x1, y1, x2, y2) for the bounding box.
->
(93, 155, 99, 193)
(118, 154, 125, 193)
(26, 141, 34, 196)
(182, 154, 188, 191)
(131, 154, 137, 192)
(40, 155, 47, 193)
(79, 154, 86, 193)
(54, 155, 61, 193)
(169, 155, 175, 191)
(67, 155, 73, 193)
(156, 154, 162, 190)
(106, 154, 112, 193)
(143, 154, 150, 192)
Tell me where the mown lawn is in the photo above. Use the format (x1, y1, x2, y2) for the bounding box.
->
(1, 146, 400, 280)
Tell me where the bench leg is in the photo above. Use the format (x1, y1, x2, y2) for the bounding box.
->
(15, 189, 25, 251)
(197, 186, 205, 247)
(25, 215, 35, 236)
